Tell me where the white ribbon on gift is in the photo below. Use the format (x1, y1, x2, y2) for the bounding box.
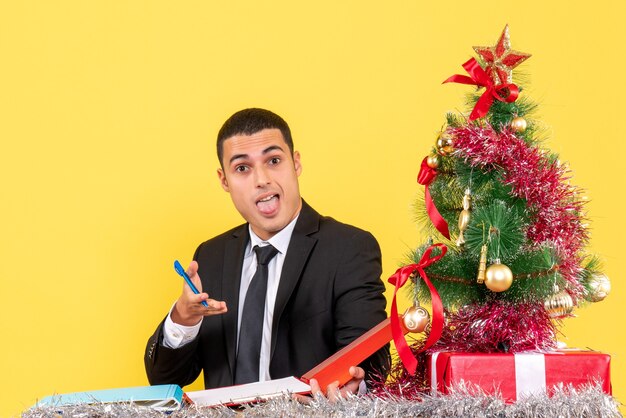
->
(514, 353, 546, 398)
(430, 352, 550, 399)
(430, 352, 441, 396)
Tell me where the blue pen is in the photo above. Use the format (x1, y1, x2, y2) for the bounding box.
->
(174, 260, 209, 308)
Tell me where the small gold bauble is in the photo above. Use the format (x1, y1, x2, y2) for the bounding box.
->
(402, 305, 430, 333)
(510, 116, 527, 133)
(544, 290, 574, 318)
(586, 273, 611, 302)
(435, 132, 455, 156)
(426, 154, 441, 169)
(484, 262, 513, 292)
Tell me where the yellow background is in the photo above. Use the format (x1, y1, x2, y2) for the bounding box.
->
(1, 1, 624, 416)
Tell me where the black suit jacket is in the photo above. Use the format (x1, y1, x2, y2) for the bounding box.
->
(145, 200, 390, 388)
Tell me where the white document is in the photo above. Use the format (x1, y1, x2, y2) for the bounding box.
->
(185, 376, 311, 407)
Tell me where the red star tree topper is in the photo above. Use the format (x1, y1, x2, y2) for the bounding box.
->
(473, 25, 531, 84)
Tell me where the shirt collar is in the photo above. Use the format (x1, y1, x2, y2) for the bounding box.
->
(247, 213, 300, 256)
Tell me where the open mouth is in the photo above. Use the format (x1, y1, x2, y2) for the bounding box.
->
(256, 194, 279, 215)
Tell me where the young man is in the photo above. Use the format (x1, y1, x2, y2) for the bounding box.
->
(145, 108, 389, 397)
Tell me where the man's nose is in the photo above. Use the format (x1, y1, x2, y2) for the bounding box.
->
(255, 166, 271, 187)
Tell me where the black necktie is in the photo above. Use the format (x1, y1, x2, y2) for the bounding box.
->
(235, 244, 279, 384)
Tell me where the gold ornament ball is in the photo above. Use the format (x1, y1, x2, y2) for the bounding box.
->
(426, 154, 441, 169)
(544, 291, 574, 318)
(403, 305, 430, 333)
(586, 273, 611, 302)
(484, 263, 513, 292)
(435, 132, 455, 156)
(510, 116, 527, 133)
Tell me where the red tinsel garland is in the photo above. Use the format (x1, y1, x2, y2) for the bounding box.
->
(433, 300, 559, 353)
(450, 124, 588, 300)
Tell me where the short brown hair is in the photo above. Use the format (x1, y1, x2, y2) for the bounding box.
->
(217, 108, 293, 166)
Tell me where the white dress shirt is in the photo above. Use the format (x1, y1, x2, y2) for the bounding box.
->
(162, 214, 299, 382)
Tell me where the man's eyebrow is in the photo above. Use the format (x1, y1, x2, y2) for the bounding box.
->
(262, 145, 285, 154)
(228, 145, 286, 164)
(229, 153, 249, 164)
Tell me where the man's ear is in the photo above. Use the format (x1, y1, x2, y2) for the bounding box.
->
(217, 168, 229, 192)
(293, 151, 302, 177)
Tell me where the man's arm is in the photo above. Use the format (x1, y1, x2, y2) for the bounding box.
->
(297, 228, 389, 400)
(144, 318, 203, 387)
(332, 229, 391, 387)
(144, 261, 227, 387)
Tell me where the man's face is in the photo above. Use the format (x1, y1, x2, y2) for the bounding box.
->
(217, 128, 302, 241)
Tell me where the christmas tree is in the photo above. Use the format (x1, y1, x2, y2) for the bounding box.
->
(382, 25, 612, 393)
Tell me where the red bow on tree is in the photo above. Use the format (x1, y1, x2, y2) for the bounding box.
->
(387, 243, 447, 374)
(443, 58, 519, 121)
(417, 157, 450, 239)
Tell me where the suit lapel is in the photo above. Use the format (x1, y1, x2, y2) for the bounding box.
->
(270, 201, 319, 360)
(222, 225, 248, 379)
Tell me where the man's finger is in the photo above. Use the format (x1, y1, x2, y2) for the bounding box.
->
(349, 366, 365, 380)
(337, 366, 365, 397)
(309, 378, 321, 394)
(292, 393, 313, 405)
(185, 292, 208, 305)
(203, 300, 228, 315)
(206, 299, 227, 310)
(186, 260, 199, 276)
(325, 380, 340, 403)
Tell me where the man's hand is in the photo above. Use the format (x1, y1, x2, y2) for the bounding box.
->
(170, 261, 227, 326)
(296, 366, 365, 404)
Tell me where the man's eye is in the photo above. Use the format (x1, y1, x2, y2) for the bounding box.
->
(269, 157, 281, 165)
(235, 165, 249, 172)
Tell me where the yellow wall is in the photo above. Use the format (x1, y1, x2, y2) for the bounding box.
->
(1, 1, 624, 416)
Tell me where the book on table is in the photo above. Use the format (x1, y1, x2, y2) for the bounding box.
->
(33, 384, 184, 412)
(185, 316, 401, 407)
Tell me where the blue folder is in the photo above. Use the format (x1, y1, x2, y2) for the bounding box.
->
(33, 384, 184, 412)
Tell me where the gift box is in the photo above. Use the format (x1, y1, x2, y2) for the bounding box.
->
(428, 351, 611, 403)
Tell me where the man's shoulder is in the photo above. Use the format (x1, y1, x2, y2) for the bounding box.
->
(316, 214, 374, 239)
(310, 216, 379, 253)
(300, 201, 377, 243)
(305, 208, 382, 268)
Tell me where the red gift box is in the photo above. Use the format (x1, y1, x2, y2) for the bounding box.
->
(428, 351, 612, 403)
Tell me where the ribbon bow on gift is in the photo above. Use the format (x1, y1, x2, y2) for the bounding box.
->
(444, 57, 519, 121)
(387, 243, 447, 375)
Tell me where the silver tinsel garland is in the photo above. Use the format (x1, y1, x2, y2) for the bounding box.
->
(24, 384, 622, 418)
